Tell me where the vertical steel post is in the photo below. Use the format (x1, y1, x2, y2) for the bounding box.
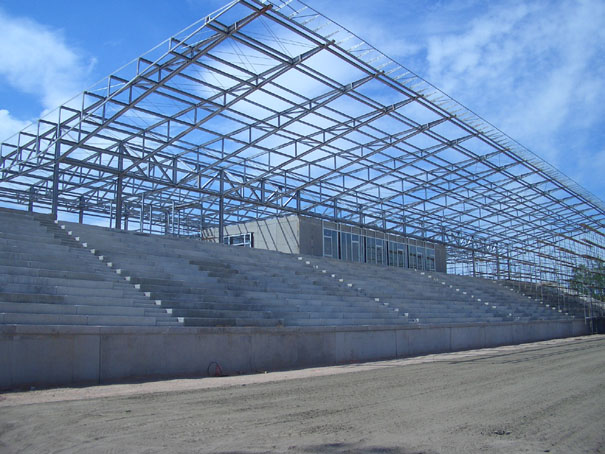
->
(124, 206, 129, 231)
(495, 244, 500, 280)
(219, 170, 224, 244)
(507, 247, 512, 281)
(171, 201, 175, 235)
(296, 190, 301, 213)
(115, 144, 124, 230)
(78, 196, 84, 224)
(28, 186, 35, 213)
(51, 135, 60, 218)
(199, 201, 204, 238)
(471, 239, 476, 278)
(140, 195, 144, 233)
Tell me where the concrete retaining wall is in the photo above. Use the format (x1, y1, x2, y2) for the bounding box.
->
(0, 319, 589, 389)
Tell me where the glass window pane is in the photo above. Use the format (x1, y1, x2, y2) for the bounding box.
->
(417, 247, 425, 270)
(376, 239, 384, 265)
(409, 246, 417, 269)
(332, 230, 338, 259)
(352, 234, 360, 262)
(366, 238, 376, 264)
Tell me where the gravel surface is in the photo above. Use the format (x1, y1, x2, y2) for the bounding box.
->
(1, 335, 604, 454)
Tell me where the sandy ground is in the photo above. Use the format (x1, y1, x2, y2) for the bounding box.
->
(1, 335, 604, 454)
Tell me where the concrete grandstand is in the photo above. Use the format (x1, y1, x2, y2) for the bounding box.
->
(0, 0, 603, 388)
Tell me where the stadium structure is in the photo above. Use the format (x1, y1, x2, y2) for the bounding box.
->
(0, 0, 604, 388)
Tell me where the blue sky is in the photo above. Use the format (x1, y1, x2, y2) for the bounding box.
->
(1, 0, 604, 203)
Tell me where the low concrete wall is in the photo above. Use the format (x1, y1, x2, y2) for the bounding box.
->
(0, 319, 589, 389)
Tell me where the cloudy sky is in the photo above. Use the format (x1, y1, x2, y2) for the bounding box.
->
(1, 0, 604, 202)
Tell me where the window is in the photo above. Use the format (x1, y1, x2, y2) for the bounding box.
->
(323, 228, 339, 259)
(351, 234, 361, 262)
(341, 232, 352, 261)
(366, 237, 376, 264)
(388, 241, 407, 268)
(223, 233, 253, 247)
(426, 249, 436, 271)
(409, 245, 417, 269)
(376, 239, 385, 265)
(321, 227, 436, 271)
(417, 247, 425, 270)
(388, 241, 396, 267)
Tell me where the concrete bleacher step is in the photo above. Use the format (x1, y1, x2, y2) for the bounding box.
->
(167, 308, 275, 319)
(0, 265, 106, 281)
(296, 254, 575, 324)
(0, 312, 159, 326)
(287, 318, 408, 327)
(0, 209, 181, 328)
(59, 219, 403, 328)
(0, 301, 166, 317)
(178, 317, 283, 327)
(1, 207, 577, 329)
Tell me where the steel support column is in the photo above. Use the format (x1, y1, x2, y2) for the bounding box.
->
(51, 137, 60, 217)
(507, 247, 512, 281)
(219, 170, 225, 244)
(78, 196, 85, 224)
(471, 241, 476, 278)
(115, 144, 125, 230)
(496, 244, 500, 280)
(28, 186, 35, 213)
(140, 195, 144, 233)
(200, 201, 204, 237)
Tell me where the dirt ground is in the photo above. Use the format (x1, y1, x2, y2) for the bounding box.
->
(1, 335, 604, 454)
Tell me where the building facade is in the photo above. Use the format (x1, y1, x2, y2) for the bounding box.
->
(203, 215, 447, 273)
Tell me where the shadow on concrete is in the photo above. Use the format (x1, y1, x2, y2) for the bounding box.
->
(218, 443, 437, 454)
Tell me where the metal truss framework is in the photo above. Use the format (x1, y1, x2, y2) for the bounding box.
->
(1, 0, 604, 299)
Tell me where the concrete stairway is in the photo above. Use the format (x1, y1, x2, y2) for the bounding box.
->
(60, 221, 408, 327)
(294, 254, 576, 324)
(500, 280, 598, 319)
(435, 273, 574, 321)
(1, 207, 575, 328)
(0, 208, 180, 326)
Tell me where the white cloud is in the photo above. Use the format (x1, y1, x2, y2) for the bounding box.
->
(423, 0, 605, 171)
(0, 109, 29, 144)
(0, 8, 96, 141)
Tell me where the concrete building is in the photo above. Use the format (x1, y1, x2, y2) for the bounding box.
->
(203, 215, 447, 273)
